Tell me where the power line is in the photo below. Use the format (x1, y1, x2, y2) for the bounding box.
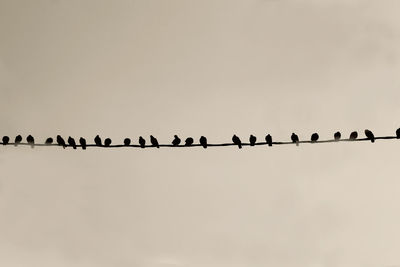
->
(1, 129, 400, 149)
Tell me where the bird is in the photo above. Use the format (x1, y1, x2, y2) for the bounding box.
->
(104, 138, 112, 147)
(200, 136, 207, 148)
(291, 133, 299, 146)
(172, 135, 181, 146)
(45, 137, 53, 145)
(334, 131, 341, 141)
(232, 135, 242, 149)
(68, 137, 77, 149)
(94, 135, 102, 146)
(265, 134, 272, 146)
(26, 135, 34, 148)
(150, 135, 159, 148)
(139, 136, 146, 148)
(124, 138, 131, 146)
(349, 131, 358, 140)
(185, 137, 194, 146)
(79, 137, 87, 150)
(249, 135, 257, 146)
(2, 136, 9, 145)
(396, 128, 400, 139)
(365, 129, 375, 143)
(14, 135, 22, 146)
(57, 135, 66, 148)
(311, 133, 319, 143)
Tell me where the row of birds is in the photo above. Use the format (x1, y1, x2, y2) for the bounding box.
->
(0, 129, 395, 149)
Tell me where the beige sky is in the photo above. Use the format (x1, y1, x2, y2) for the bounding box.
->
(1, 0, 400, 266)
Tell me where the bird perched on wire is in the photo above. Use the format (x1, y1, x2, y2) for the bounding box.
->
(14, 135, 22, 146)
(79, 137, 87, 150)
(365, 129, 375, 143)
(124, 138, 131, 146)
(185, 137, 194, 146)
(139, 136, 146, 148)
(265, 134, 272, 146)
(249, 135, 256, 146)
(2, 136, 9, 145)
(68, 137, 77, 149)
(349, 131, 358, 140)
(291, 133, 299, 146)
(27, 135, 34, 148)
(150, 135, 159, 148)
(396, 128, 400, 139)
(334, 131, 341, 141)
(45, 137, 53, 145)
(311, 133, 319, 143)
(172, 135, 181, 146)
(104, 138, 112, 147)
(200, 136, 207, 148)
(57, 135, 66, 148)
(232, 135, 242, 149)
(94, 135, 102, 146)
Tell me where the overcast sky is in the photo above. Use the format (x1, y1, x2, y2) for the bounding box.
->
(1, 0, 400, 266)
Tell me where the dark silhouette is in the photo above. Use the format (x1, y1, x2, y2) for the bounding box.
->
(311, 133, 319, 143)
(334, 131, 341, 141)
(27, 135, 34, 148)
(124, 138, 131, 146)
(14, 135, 22, 146)
(349, 131, 358, 140)
(45, 137, 53, 145)
(365, 129, 375, 143)
(397, 128, 400, 139)
(104, 138, 112, 147)
(172, 135, 181, 146)
(139, 136, 146, 148)
(291, 133, 299, 146)
(200, 136, 207, 148)
(249, 135, 256, 146)
(94, 135, 102, 146)
(265, 134, 272, 146)
(68, 137, 77, 149)
(150, 135, 159, 148)
(232, 135, 242, 149)
(2, 136, 9, 145)
(79, 137, 87, 150)
(185, 137, 194, 146)
(57, 135, 66, 148)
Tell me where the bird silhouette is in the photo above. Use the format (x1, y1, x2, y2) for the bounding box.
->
(57, 135, 66, 148)
(291, 133, 299, 146)
(45, 137, 53, 145)
(2, 136, 9, 145)
(349, 131, 358, 140)
(139, 136, 146, 148)
(232, 135, 242, 149)
(150, 135, 159, 148)
(334, 131, 341, 141)
(94, 135, 102, 146)
(68, 137, 77, 149)
(79, 137, 87, 150)
(172, 135, 181, 146)
(185, 137, 194, 146)
(249, 135, 257, 146)
(200, 136, 207, 148)
(311, 133, 319, 143)
(104, 138, 112, 147)
(265, 134, 272, 146)
(14, 135, 22, 146)
(26, 135, 34, 148)
(365, 129, 375, 143)
(397, 128, 400, 139)
(124, 138, 131, 146)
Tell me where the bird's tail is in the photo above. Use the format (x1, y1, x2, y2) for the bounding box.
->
(296, 142, 299, 146)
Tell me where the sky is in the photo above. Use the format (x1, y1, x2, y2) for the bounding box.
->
(1, 0, 400, 266)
